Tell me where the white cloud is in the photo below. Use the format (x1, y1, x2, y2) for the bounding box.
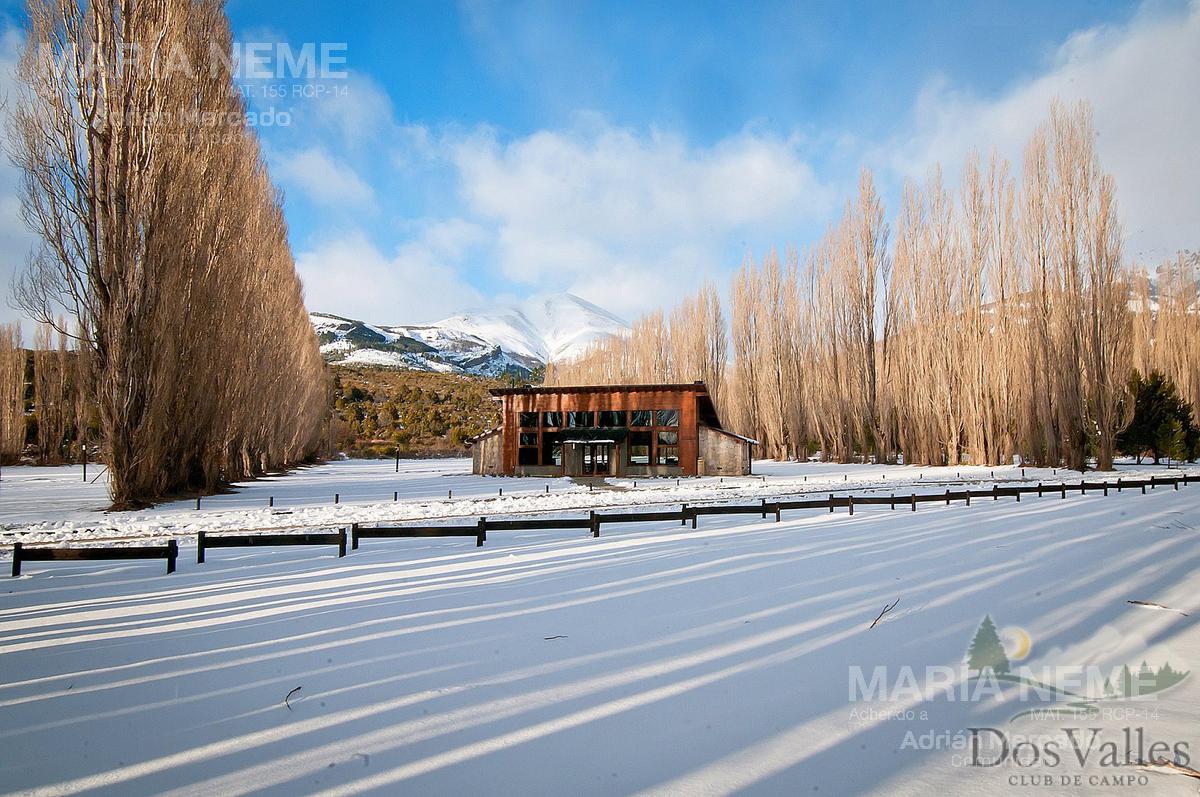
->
(444, 119, 835, 317)
(294, 221, 485, 323)
(271, 147, 375, 207)
(883, 0, 1200, 262)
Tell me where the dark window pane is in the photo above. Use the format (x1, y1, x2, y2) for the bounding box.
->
(629, 431, 651, 465)
(540, 435, 562, 466)
(598, 410, 627, 427)
(658, 431, 678, 445)
(518, 448, 539, 465)
(567, 411, 595, 428)
(656, 409, 679, 427)
(519, 412, 539, 428)
(542, 412, 562, 428)
(630, 410, 653, 427)
(657, 445, 679, 466)
(519, 432, 539, 447)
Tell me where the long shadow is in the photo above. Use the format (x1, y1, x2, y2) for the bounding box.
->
(0, 488, 1196, 795)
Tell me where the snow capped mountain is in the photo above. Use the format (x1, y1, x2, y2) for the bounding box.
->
(311, 293, 628, 377)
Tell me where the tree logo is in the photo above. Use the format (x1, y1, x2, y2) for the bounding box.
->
(964, 616, 1190, 722)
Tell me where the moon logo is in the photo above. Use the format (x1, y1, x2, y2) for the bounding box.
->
(1002, 626, 1032, 661)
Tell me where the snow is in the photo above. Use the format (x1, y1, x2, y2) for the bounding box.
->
(315, 293, 629, 374)
(0, 458, 1194, 548)
(1, 461, 1197, 795)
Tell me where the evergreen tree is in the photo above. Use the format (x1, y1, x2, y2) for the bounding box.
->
(1117, 371, 1200, 463)
(967, 615, 1011, 675)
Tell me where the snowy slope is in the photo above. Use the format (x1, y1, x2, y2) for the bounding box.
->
(312, 294, 628, 377)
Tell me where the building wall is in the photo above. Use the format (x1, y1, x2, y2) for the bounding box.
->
(498, 387, 702, 477)
(698, 427, 753, 476)
(471, 431, 502, 475)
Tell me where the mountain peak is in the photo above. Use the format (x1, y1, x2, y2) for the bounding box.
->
(312, 294, 628, 376)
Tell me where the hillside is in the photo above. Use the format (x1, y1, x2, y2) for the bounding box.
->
(311, 293, 628, 378)
(328, 366, 503, 458)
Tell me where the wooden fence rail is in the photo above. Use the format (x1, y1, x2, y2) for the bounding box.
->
(351, 520, 486, 550)
(12, 540, 178, 577)
(197, 529, 347, 563)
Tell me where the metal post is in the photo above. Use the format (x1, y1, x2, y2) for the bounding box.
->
(11, 542, 21, 576)
(197, 530, 206, 563)
(911, 494, 916, 512)
(166, 540, 178, 574)
(477, 517, 486, 547)
(848, 495, 854, 516)
(337, 528, 347, 558)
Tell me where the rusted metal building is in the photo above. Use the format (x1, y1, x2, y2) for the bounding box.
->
(469, 382, 755, 477)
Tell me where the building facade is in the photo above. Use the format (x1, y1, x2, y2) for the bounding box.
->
(469, 383, 755, 477)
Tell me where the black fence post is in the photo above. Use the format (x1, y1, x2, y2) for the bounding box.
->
(197, 530, 206, 563)
(1174, 478, 1179, 491)
(1038, 482, 1043, 497)
(11, 542, 21, 577)
(476, 517, 486, 547)
(195, 495, 201, 511)
(829, 494, 834, 513)
(269, 496, 274, 507)
(1142, 482, 1147, 494)
(774, 503, 781, 523)
(1016, 489, 1021, 503)
(1117, 478, 1122, 492)
(166, 540, 178, 574)
(945, 489, 950, 506)
(590, 511, 600, 538)
(681, 504, 688, 526)
(1060, 484, 1066, 499)
(351, 522, 360, 551)
(761, 498, 767, 519)
(1103, 482, 1109, 497)
(911, 494, 916, 512)
(337, 528, 348, 558)
(890, 494, 895, 510)
(691, 507, 698, 529)
(965, 492, 971, 507)
(993, 484, 998, 501)
(334, 493, 339, 505)
(848, 495, 854, 516)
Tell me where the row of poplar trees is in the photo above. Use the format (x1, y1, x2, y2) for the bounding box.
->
(548, 101, 1197, 472)
(8, 0, 327, 507)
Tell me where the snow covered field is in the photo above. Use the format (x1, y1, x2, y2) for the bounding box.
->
(1, 460, 1198, 795)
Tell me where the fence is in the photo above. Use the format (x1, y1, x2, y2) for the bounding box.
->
(11, 540, 178, 577)
(196, 528, 347, 563)
(7, 473, 1196, 577)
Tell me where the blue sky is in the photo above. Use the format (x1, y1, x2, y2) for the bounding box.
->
(1, 0, 1197, 324)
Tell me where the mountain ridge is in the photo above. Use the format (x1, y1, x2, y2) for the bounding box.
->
(311, 293, 628, 377)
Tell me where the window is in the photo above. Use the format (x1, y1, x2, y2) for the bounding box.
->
(657, 444, 679, 466)
(567, 411, 595, 428)
(598, 410, 627, 427)
(542, 412, 562, 428)
(629, 431, 652, 465)
(540, 435, 562, 466)
(518, 447, 539, 465)
(519, 432, 538, 447)
(656, 409, 680, 427)
(519, 412, 539, 428)
(657, 431, 679, 446)
(630, 410, 653, 427)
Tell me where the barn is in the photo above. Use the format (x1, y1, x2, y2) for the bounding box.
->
(469, 382, 756, 477)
